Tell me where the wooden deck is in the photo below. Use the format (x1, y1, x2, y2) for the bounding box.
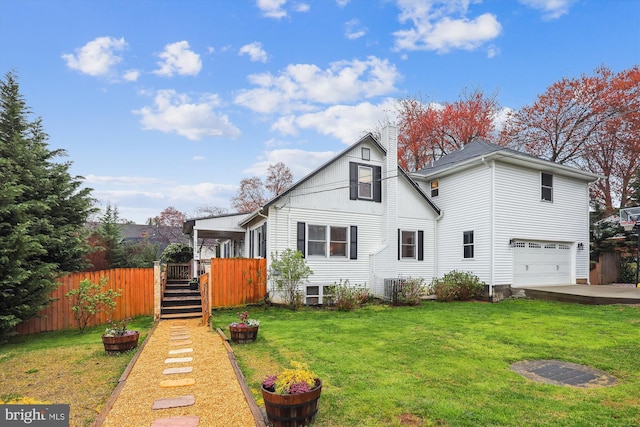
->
(521, 285, 640, 305)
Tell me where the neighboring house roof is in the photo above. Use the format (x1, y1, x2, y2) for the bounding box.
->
(238, 132, 440, 227)
(414, 140, 601, 182)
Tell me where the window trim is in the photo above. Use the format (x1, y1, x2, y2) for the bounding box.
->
(541, 172, 553, 202)
(349, 162, 382, 202)
(463, 230, 474, 259)
(400, 230, 417, 260)
(361, 147, 370, 161)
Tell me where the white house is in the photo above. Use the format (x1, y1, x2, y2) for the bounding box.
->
(184, 126, 600, 303)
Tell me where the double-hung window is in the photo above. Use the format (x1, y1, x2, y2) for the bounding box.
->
(358, 166, 373, 199)
(398, 229, 424, 261)
(541, 172, 553, 202)
(463, 230, 474, 259)
(430, 180, 439, 197)
(401, 230, 416, 259)
(307, 225, 348, 258)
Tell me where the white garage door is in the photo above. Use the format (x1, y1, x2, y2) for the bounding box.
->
(513, 241, 572, 286)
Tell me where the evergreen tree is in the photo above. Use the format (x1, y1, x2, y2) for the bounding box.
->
(0, 71, 95, 341)
(97, 204, 126, 268)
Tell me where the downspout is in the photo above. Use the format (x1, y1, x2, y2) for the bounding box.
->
(192, 228, 199, 278)
(488, 159, 495, 303)
(434, 210, 444, 280)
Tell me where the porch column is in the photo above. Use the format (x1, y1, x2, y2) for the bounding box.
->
(192, 228, 199, 278)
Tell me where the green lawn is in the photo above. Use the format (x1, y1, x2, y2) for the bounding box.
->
(212, 300, 640, 427)
(0, 316, 154, 426)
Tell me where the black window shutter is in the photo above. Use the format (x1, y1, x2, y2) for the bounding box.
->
(349, 162, 358, 200)
(418, 230, 424, 261)
(261, 223, 267, 258)
(297, 222, 306, 257)
(373, 166, 382, 202)
(350, 226, 358, 260)
(249, 230, 254, 258)
(397, 229, 401, 260)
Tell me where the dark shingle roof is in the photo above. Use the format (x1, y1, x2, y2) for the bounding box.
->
(415, 140, 528, 175)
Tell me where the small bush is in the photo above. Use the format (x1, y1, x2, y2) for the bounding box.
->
(396, 277, 426, 306)
(326, 280, 369, 311)
(160, 243, 192, 263)
(429, 271, 485, 302)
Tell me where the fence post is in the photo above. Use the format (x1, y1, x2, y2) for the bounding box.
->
(154, 261, 161, 321)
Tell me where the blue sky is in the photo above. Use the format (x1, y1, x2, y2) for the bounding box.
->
(1, 0, 638, 224)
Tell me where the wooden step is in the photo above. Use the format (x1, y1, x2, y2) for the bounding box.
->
(163, 296, 201, 302)
(162, 305, 202, 311)
(160, 312, 202, 319)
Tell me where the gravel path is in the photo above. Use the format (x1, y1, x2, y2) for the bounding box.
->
(100, 318, 258, 426)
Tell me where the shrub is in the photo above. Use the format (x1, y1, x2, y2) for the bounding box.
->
(396, 277, 426, 305)
(65, 277, 122, 333)
(269, 248, 313, 310)
(429, 271, 485, 302)
(326, 280, 369, 311)
(160, 243, 192, 263)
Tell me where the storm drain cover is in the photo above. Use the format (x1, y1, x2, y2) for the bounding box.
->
(511, 360, 617, 388)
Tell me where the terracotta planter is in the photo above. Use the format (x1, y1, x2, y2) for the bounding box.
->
(261, 379, 322, 427)
(229, 325, 259, 343)
(102, 331, 140, 355)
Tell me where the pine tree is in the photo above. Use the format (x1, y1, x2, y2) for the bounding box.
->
(0, 71, 95, 341)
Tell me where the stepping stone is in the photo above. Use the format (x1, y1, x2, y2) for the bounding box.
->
(163, 367, 193, 375)
(165, 357, 193, 364)
(170, 340, 192, 346)
(152, 395, 195, 410)
(151, 416, 199, 427)
(160, 378, 196, 388)
(170, 335, 190, 340)
(169, 348, 193, 355)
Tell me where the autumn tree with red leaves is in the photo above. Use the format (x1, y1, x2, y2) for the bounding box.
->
(266, 162, 293, 196)
(396, 88, 499, 171)
(231, 163, 293, 213)
(231, 176, 267, 213)
(500, 65, 640, 213)
(148, 206, 187, 242)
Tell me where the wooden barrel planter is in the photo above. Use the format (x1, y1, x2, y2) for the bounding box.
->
(261, 379, 322, 427)
(229, 325, 259, 343)
(102, 331, 140, 355)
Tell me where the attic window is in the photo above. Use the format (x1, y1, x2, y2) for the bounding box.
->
(541, 172, 553, 202)
(430, 180, 439, 197)
(361, 147, 370, 161)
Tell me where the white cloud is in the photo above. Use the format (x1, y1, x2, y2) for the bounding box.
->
(294, 3, 310, 12)
(165, 182, 236, 201)
(244, 148, 336, 178)
(85, 175, 164, 185)
(272, 98, 398, 144)
(257, 0, 287, 18)
(393, 0, 502, 53)
(123, 69, 140, 81)
(133, 89, 241, 140)
(154, 41, 202, 77)
(518, 0, 574, 20)
(235, 56, 400, 114)
(336, 0, 350, 7)
(345, 19, 368, 40)
(192, 156, 206, 161)
(62, 36, 127, 78)
(239, 42, 268, 63)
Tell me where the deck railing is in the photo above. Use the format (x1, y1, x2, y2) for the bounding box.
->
(166, 263, 191, 280)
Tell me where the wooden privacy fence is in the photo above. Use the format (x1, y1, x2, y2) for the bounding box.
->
(209, 258, 267, 308)
(590, 252, 621, 285)
(15, 268, 154, 335)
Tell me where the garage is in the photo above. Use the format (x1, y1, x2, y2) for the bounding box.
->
(513, 241, 572, 286)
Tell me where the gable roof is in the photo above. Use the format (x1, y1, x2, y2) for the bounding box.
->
(239, 132, 440, 227)
(414, 140, 600, 182)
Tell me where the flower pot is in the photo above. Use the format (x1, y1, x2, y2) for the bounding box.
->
(229, 325, 259, 343)
(102, 331, 140, 355)
(261, 379, 322, 427)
